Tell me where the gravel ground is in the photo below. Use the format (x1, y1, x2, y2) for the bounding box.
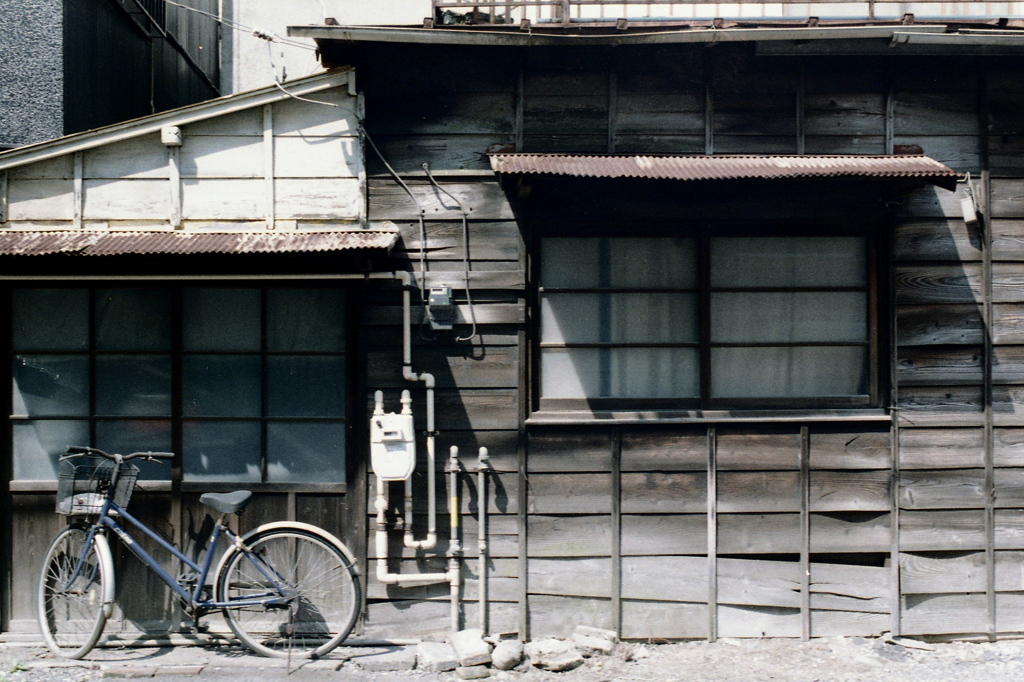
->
(4, 635, 1024, 681)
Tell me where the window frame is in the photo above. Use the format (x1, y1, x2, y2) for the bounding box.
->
(6, 282, 353, 494)
(531, 223, 883, 414)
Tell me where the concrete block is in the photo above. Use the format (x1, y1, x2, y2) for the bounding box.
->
(574, 625, 618, 643)
(451, 628, 492, 667)
(351, 646, 417, 672)
(155, 665, 206, 675)
(457, 664, 492, 679)
(573, 633, 616, 657)
(101, 666, 159, 678)
(417, 641, 460, 672)
(524, 639, 584, 672)
(491, 639, 524, 670)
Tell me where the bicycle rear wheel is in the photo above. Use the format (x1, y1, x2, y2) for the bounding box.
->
(38, 525, 112, 659)
(217, 527, 360, 658)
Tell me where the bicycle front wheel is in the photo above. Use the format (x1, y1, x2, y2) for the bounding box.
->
(217, 527, 360, 658)
(37, 525, 113, 659)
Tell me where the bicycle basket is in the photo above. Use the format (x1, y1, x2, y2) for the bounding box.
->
(56, 456, 139, 515)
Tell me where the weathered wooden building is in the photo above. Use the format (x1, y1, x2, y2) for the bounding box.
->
(4, 6, 1024, 644)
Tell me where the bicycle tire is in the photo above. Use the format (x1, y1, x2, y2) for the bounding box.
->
(216, 527, 360, 659)
(37, 525, 113, 659)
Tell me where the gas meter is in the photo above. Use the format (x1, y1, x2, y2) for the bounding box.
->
(370, 390, 416, 481)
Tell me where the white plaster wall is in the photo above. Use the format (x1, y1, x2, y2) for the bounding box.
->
(223, 0, 431, 94)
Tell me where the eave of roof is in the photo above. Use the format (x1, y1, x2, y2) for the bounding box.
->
(288, 22, 1024, 50)
(0, 230, 398, 257)
(0, 68, 354, 173)
(488, 153, 962, 191)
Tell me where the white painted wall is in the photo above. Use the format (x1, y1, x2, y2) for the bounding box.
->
(223, 0, 431, 94)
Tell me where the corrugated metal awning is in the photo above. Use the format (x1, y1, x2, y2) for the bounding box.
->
(0, 230, 399, 257)
(489, 154, 961, 191)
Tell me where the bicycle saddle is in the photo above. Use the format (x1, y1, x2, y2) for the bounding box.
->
(199, 490, 253, 514)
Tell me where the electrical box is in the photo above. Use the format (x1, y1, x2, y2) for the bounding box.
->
(427, 286, 455, 331)
(370, 392, 416, 481)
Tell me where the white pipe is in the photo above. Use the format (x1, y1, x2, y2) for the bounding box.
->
(402, 284, 439, 551)
(477, 447, 490, 634)
(375, 476, 450, 585)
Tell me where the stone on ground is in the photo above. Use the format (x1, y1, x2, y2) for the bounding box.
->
(350, 646, 417, 672)
(417, 641, 460, 672)
(451, 629, 492, 667)
(574, 625, 618, 643)
(573, 633, 616, 657)
(457, 663, 492, 679)
(491, 639, 524, 670)
(524, 639, 584, 672)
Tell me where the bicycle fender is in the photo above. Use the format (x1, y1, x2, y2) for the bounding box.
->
(92, 533, 117, 619)
(213, 521, 361, 582)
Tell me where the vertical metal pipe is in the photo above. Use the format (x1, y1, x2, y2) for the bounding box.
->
(448, 446, 462, 631)
(477, 447, 490, 633)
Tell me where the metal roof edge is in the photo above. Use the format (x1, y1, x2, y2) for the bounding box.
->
(0, 68, 354, 173)
(288, 23, 952, 47)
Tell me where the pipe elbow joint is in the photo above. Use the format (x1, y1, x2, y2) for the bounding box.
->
(402, 366, 435, 389)
(395, 270, 413, 288)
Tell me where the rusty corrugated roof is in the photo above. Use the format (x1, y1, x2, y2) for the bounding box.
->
(0, 230, 399, 256)
(488, 154, 961, 190)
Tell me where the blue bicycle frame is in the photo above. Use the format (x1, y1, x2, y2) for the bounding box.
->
(71, 495, 294, 611)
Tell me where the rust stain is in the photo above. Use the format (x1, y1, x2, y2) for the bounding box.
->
(0, 230, 399, 256)
(488, 153, 961, 190)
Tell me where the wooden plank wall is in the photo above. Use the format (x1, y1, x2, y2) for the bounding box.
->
(525, 425, 892, 640)
(351, 44, 1024, 639)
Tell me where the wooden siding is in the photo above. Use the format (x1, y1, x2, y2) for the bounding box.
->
(2, 85, 362, 230)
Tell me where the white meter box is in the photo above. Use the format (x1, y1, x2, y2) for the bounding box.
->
(370, 412, 417, 481)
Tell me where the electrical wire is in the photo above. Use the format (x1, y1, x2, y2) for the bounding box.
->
(422, 162, 478, 343)
(161, 0, 319, 51)
(362, 128, 434, 338)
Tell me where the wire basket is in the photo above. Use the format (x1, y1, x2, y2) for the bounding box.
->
(56, 456, 139, 515)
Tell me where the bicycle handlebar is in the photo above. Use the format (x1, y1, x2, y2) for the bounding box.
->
(62, 446, 174, 462)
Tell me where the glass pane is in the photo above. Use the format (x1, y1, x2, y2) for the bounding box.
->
(183, 288, 261, 351)
(12, 289, 88, 351)
(267, 289, 346, 352)
(607, 238, 697, 289)
(542, 293, 699, 344)
(95, 420, 172, 481)
(13, 420, 89, 480)
(95, 355, 171, 416)
(541, 238, 601, 288)
(95, 289, 172, 351)
(12, 355, 89, 417)
(183, 355, 261, 417)
(541, 238, 697, 289)
(711, 292, 867, 343)
(711, 237, 866, 288)
(711, 346, 868, 398)
(541, 347, 700, 399)
(266, 422, 345, 483)
(183, 421, 261, 483)
(267, 356, 345, 417)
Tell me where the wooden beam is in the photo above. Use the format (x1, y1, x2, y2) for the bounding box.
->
(168, 145, 182, 229)
(983, 169, 996, 641)
(707, 426, 717, 642)
(607, 67, 617, 154)
(264, 104, 275, 230)
(612, 427, 622, 636)
(73, 152, 83, 229)
(800, 425, 810, 641)
(515, 66, 525, 153)
(0, 170, 7, 223)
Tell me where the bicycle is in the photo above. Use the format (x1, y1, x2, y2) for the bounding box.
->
(37, 446, 361, 660)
